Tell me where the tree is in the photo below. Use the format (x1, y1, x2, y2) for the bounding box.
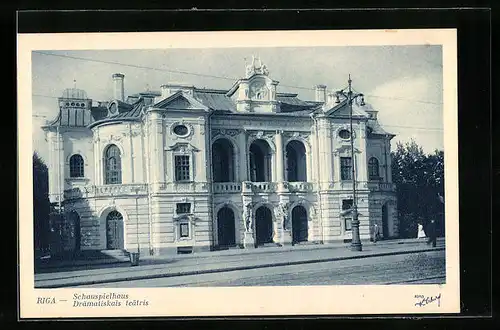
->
(391, 140, 445, 238)
(33, 152, 50, 257)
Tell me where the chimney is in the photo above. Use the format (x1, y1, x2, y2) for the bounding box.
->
(327, 91, 336, 104)
(112, 73, 125, 101)
(315, 85, 327, 103)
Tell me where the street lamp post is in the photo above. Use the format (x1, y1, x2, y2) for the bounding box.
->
(337, 74, 363, 251)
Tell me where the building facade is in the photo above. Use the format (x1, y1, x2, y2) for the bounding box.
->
(42, 57, 398, 256)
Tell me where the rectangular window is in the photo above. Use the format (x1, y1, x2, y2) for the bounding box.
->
(340, 157, 352, 180)
(344, 218, 352, 231)
(342, 199, 353, 211)
(179, 223, 190, 238)
(176, 203, 191, 214)
(175, 155, 190, 181)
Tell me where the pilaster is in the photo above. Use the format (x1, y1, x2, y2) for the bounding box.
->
(319, 118, 333, 186)
(358, 121, 368, 182)
(275, 130, 286, 192)
(148, 110, 164, 191)
(238, 131, 248, 182)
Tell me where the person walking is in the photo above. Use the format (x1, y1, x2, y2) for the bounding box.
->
(417, 222, 427, 239)
(373, 223, 381, 243)
(426, 219, 437, 247)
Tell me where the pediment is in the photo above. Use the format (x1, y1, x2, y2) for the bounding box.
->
(323, 100, 368, 118)
(154, 91, 209, 111)
(167, 142, 200, 153)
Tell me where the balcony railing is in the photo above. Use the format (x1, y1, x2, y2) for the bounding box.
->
(367, 181, 396, 192)
(213, 182, 242, 193)
(287, 181, 314, 192)
(64, 183, 149, 199)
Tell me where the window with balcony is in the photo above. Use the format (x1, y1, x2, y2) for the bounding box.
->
(249, 139, 272, 182)
(104, 145, 121, 184)
(175, 155, 190, 182)
(368, 157, 380, 180)
(286, 140, 307, 182)
(212, 138, 235, 182)
(340, 157, 353, 180)
(69, 154, 84, 178)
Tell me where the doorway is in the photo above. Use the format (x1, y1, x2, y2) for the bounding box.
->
(292, 205, 308, 243)
(106, 210, 124, 249)
(255, 206, 273, 245)
(217, 207, 236, 248)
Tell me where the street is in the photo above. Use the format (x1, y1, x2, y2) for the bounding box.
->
(77, 249, 445, 288)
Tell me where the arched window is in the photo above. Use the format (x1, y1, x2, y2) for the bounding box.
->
(69, 154, 84, 178)
(104, 145, 122, 184)
(368, 157, 380, 180)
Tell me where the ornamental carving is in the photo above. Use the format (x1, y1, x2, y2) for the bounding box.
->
(248, 130, 274, 140)
(167, 142, 199, 153)
(249, 80, 269, 100)
(169, 121, 194, 139)
(245, 56, 270, 78)
(211, 128, 240, 137)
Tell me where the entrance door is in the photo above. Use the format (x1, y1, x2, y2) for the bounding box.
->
(382, 204, 389, 239)
(106, 211, 124, 249)
(292, 206, 308, 243)
(217, 207, 236, 248)
(255, 206, 273, 245)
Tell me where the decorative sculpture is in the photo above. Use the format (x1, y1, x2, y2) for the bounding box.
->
(244, 202, 253, 231)
(275, 202, 290, 230)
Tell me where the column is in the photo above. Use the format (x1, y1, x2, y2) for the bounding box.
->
(47, 130, 58, 203)
(319, 118, 333, 187)
(275, 130, 285, 191)
(129, 124, 135, 183)
(238, 131, 248, 182)
(93, 130, 100, 185)
(56, 130, 65, 204)
(386, 138, 393, 183)
(358, 122, 368, 183)
(148, 110, 164, 189)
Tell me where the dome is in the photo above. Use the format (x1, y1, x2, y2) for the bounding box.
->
(61, 88, 88, 100)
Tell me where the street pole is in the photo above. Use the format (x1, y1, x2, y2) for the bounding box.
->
(347, 75, 362, 251)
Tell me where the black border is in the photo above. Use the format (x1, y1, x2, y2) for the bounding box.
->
(9, 7, 492, 327)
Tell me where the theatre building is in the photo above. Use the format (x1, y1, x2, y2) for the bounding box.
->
(42, 57, 398, 256)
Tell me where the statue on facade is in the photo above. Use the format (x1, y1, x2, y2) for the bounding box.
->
(261, 63, 269, 76)
(245, 55, 270, 78)
(244, 202, 253, 232)
(275, 202, 290, 230)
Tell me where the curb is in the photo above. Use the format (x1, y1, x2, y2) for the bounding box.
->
(36, 246, 445, 288)
(36, 238, 443, 271)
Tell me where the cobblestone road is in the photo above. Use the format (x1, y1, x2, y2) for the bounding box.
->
(80, 249, 445, 287)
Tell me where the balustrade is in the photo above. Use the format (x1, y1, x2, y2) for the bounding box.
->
(213, 182, 242, 193)
(287, 181, 314, 192)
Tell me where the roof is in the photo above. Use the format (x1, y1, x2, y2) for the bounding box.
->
(194, 90, 236, 112)
(367, 119, 395, 137)
(46, 107, 93, 127)
(191, 89, 319, 114)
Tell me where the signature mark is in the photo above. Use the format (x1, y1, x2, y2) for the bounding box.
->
(414, 294, 441, 307)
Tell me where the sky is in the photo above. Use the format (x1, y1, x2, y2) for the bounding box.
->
(31, 45, 443, 162)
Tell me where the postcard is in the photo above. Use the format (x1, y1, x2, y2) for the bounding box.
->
(18, 28, 459, 318)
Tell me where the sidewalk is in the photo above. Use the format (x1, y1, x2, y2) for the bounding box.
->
(34, 238, 445, 288)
